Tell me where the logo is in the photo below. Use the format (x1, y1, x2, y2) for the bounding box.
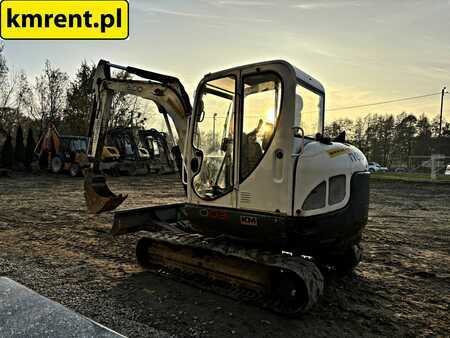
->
(208, 210, 229, 221)
(348, 151, 363, 162)
(240, 216, 258, 226)
(0, 0, 129, 40)
(199, 209, 229, 221)
(327, 147, 349, 158)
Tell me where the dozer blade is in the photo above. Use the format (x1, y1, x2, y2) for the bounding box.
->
(84, 174, 127, 214)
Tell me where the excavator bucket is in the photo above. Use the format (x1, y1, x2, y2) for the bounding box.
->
(84, 173, 127, 214)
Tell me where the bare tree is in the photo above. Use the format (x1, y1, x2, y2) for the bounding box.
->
(0, 43, 7, 79)
(0, 69, 20, 108)
(15, 71, 34, 115)
(0, 45, 21, 133)
(64, 61, 95, 135)
(108, 71, 146, 129)
(34, 60, 68, 131)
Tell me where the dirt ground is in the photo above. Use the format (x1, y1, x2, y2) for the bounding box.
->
(0, 173, 449, 337)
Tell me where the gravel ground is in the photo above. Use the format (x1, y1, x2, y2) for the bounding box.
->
(0, 173, 449, 337)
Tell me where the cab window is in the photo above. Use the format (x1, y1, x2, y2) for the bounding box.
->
(296, 83, 323, 137)
(192, 76, 236, 199)
(240, 73, 282, 181)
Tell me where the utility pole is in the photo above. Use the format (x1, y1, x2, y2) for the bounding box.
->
(439, 86, 447, 137)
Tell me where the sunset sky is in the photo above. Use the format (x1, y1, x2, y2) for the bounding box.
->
(2, 0, 450, 122)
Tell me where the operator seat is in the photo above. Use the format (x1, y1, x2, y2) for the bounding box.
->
(240, 119, 264, 179)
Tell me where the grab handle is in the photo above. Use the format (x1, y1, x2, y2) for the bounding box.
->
(292, 126, 305, 157)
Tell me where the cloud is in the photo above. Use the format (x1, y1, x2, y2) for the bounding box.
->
(215, 0, 274, 6)
(293, 1, 363, 10)
(198, 0, 274, 7)
(144, 6, 272, 23)
(407, 64, 450, 81)
(144, 7, 216, 18)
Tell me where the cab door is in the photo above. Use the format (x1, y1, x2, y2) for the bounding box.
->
(235, 65, 294, 214)
(188, 73, 239, 209)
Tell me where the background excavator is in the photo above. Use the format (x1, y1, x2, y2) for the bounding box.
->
(105, 127, 177, 175)
(106, 127, 152, 176)
(84, 60, 369, 315)
(138, 128, 177, 174)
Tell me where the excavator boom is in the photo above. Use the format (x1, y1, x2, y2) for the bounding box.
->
(84, 60, 191, 213)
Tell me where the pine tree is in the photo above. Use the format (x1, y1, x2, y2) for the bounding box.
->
(1, 134, 14, 169)
(14, 125, 25, 168)
(25, 128, 36, 169)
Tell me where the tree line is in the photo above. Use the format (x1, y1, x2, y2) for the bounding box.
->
(0, 125, 36, 170)
(325, 113, 450, 167)
(0, 42, 153, 169)
(0, 43, 150, 136)
(1, 42, 449, 170)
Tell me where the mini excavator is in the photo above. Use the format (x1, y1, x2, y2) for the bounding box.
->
(84, 60, 369, 315)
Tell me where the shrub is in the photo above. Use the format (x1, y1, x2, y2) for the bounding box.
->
(1, 134, 14, 169)
(25, 128, 36, 169)
(14, 125, 25, 168)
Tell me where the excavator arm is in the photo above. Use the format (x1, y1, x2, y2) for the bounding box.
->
(84, 60, 191, 214)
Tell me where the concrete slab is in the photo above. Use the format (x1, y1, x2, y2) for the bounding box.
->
(0, 277, 125, 338)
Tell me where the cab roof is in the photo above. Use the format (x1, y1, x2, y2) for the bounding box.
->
(203, 59, 325, 93)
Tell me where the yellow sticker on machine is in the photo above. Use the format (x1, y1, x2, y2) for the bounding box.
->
(327, 148, 349, 158)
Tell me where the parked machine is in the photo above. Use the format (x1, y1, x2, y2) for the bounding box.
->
(84, 60, 370, 315)
(36, 124, 120, 176)
(138, 128, 177, 174)
(106, 127, 177, 175)
(35, 124, 89, 176)
(106, 127, 150, 176)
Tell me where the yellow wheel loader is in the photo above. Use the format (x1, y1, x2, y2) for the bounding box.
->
(35, 124, 121, 177)
(84, 60, 370, 315)
(35, 124, 89, 177)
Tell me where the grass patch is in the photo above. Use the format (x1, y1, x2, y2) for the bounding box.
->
(371, 172, 450, 183)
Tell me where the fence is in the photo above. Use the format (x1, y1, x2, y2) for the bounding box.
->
(408, 155, 450, 179)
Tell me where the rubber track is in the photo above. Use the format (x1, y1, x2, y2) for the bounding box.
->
(138, 231, 324, 315)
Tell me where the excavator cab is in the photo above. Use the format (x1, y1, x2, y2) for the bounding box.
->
(85, 59, 368, 243)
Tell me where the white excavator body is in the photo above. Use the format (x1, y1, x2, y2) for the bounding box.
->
(84, 59, 370, 315)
